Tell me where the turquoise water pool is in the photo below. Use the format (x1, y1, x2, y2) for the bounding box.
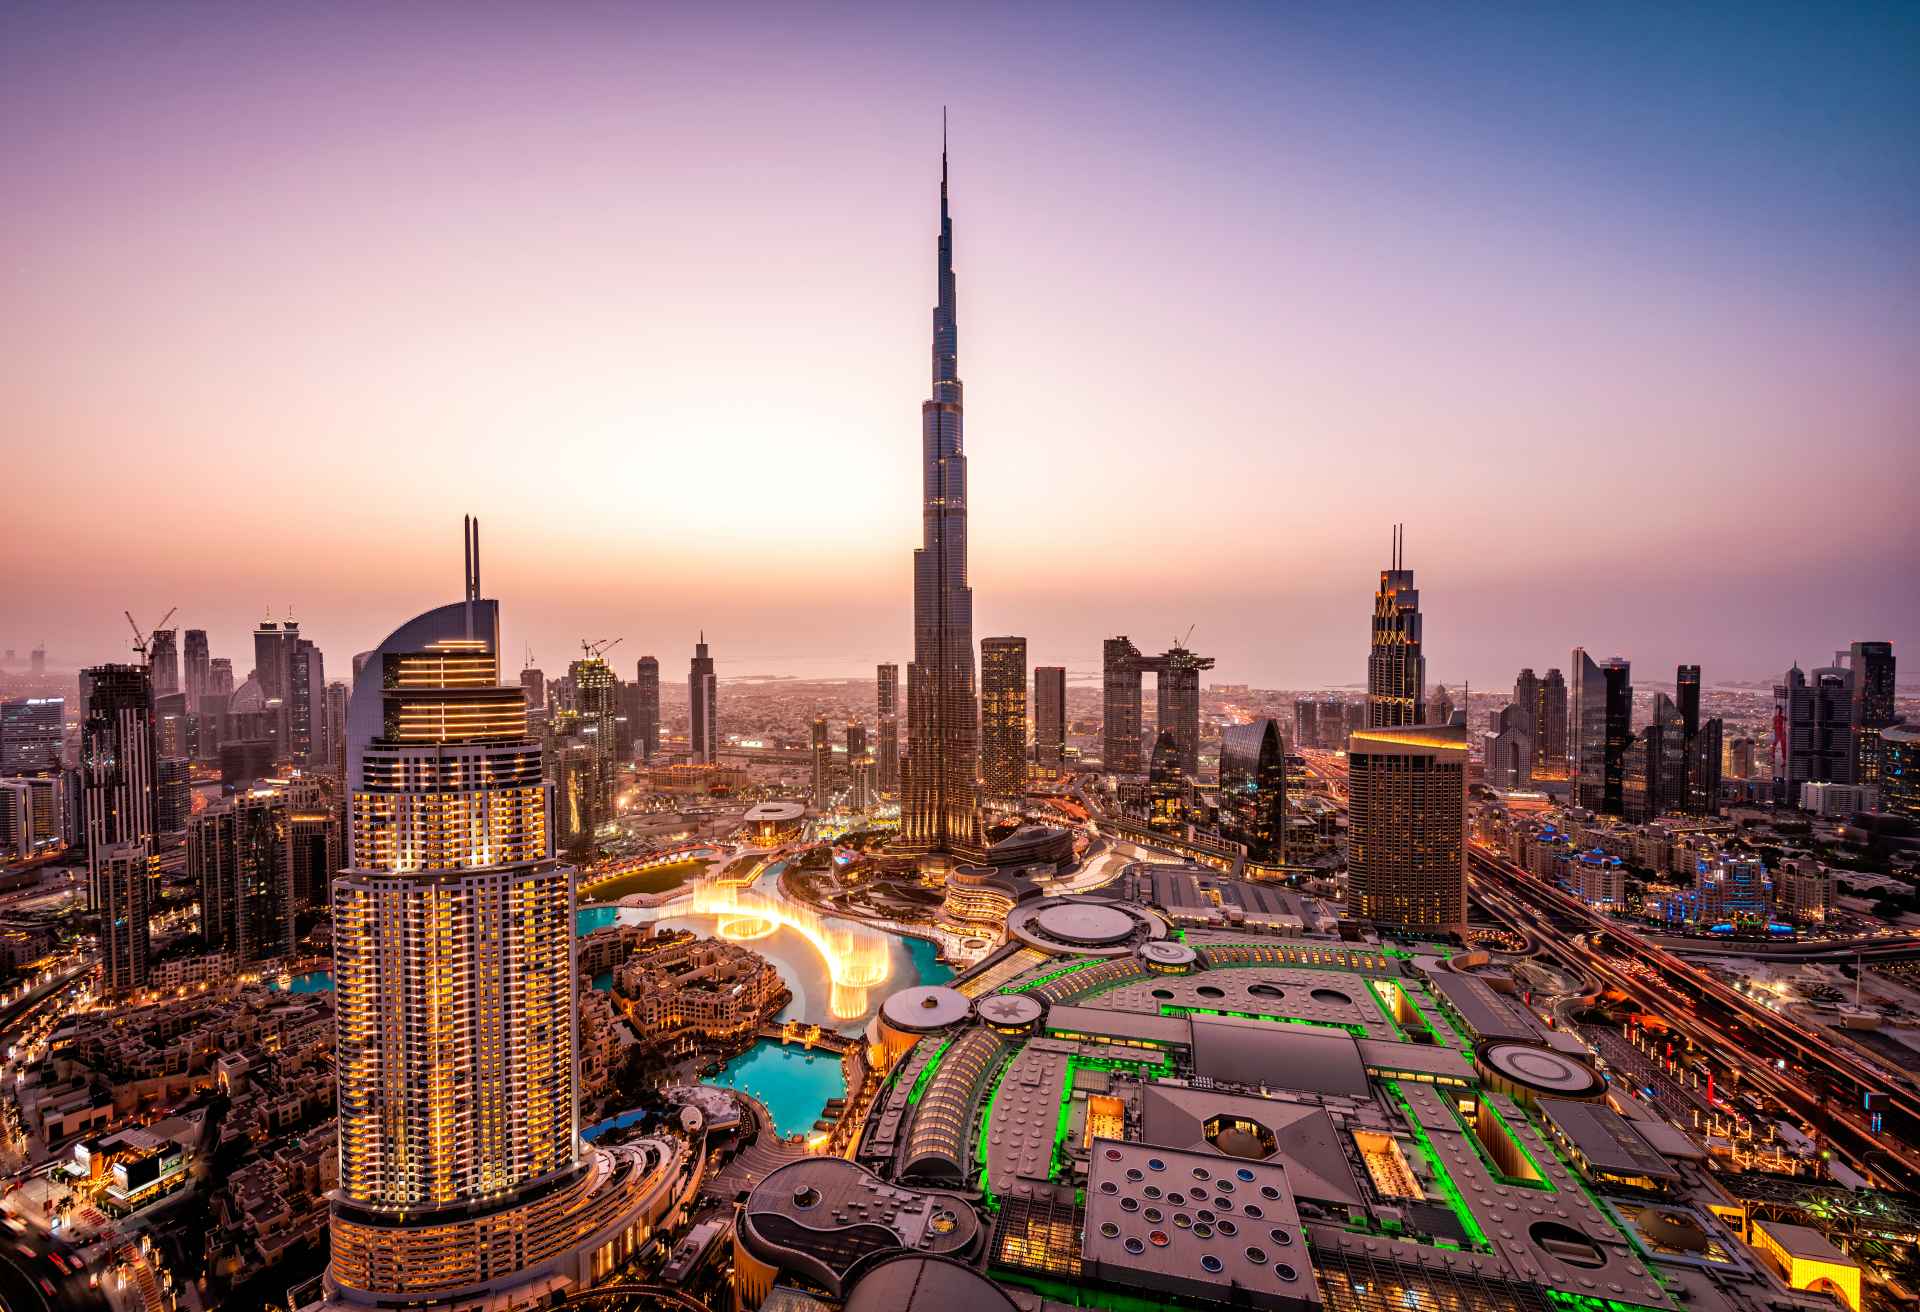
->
(273, 971, 334, 993)
(704, 1040, 847, 1138)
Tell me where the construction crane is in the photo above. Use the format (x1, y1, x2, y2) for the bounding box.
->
(1174, 623, 1195, 652)
(124, 607, 177, 663)
(579, 638, 623, 662)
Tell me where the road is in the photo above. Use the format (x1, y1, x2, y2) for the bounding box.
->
(1468, 845, 1920, 1189)
(0, 1222, 110, 1312)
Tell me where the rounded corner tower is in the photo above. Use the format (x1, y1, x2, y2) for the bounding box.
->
(323, 517, 673, 1308)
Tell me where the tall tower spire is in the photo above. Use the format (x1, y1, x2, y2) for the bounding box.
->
(902, 116, 984, 866)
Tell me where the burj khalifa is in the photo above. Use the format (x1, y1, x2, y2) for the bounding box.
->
(901, 127, 986, 865)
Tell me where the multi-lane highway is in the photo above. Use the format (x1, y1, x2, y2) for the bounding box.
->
(1468, 845, 1920, 1190)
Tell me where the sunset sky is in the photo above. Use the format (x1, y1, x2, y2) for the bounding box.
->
(4, 2, 1916, 690)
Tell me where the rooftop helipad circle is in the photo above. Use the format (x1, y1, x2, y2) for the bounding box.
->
(1034, 901, 1137, 945)
(1479, 1041, 1605, 1096)
(975, 993, 1045, 1028)
(880, 985, 972, 1032)
(1140, 940, 1198, 966)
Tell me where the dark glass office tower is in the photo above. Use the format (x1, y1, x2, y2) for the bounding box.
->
(635, 655, 660, 762)
(1218, 717, 1287, 865)
(901, 133, 985, 863)
(1601, 658, 1633, 816)
(1850, 641, 1896, 786)
(1675, 665, 1701, 740)
(1034, 666, 1067, 776)
(1367, 524, 1425, 728)
(183, 629, 210, 712)
(148, 629, 180, 698)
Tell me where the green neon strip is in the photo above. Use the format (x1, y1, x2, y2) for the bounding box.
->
(974, 1054, 1013, 1211)
(1158, 1002, 1368, 1038)
(905, 1038, 953, 1107)
(1388, 1080, 1491, 1250)
(1002, 958, 1098, 994)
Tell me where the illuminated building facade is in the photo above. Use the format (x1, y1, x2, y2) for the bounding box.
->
(1103, 637, 1215, 778)
(876, 663, 900, 795)
(980, 636, 1028, 801)
(901, 136, 986, 865)
(189, 790, 295, 965)
(1147, 730, 1186, 832)
(688, 635, 717, 764)
(570, 653, 617, 827)
(96, 841, 152, 993)
(1883, 725, 1920, 819)
(1535, 666, 1567, 774)
(1345, 723, 1468, 933)
(1033, 665, 1065, 776)
(1217, 717, 1287, 864)
(1849, 640, 1895, 787)
(1366, 524, 1424, 728)
(326, 519, 669, 1307)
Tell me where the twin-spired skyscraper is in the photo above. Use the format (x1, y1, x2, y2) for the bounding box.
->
(901, 133, 986, 865)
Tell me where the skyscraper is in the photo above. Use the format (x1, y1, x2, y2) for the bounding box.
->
(1601, 657, 1633, 816)
(1850, 641, 1896, 787)
(96, 841, 151, 994)
(1568, 649, 1607, 809)
(183, 629, 210, 711)
(324, 680, 350, 776)
(1103, 637, 1215, 778)
(980, 636, 1028, 801)
(1512, 669, 1539, 747)
(80, 665, 157, 992)
(1675, 665, 1701, 740)
(149, 629, 180, 698)
(1780, 662, 1855, 788)
(1536, 667, 1568, 776)
(290, 636, 325, 766)
(635, 655, 660, 762)
(327, 518, 659, 1304)
(901, 132, 985, 864)
(1218, 718, 1287, 865)
(190, 790, 295, 965)
(1103, 636, 1145, 773)
(1484, 703, 1533, 790)
(1345, 722, 1468, 934)
(1292, 700, 1319, 756)
(812, 715, 832, 805)
(689, 634, 717, 764)
(1033, 665, 1066, 777)
(876, 663, 900, 795)
(0, 697, 64, 774)
(1367, 524, 1424, 728)
(570, 652, 618, 829)
(254, 615, 298, 751)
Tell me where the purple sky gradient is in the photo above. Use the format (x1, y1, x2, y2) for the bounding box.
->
(4, 3, 1916, 689)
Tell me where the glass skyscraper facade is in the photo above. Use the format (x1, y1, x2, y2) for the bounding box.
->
(901, 138, 985, 863)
